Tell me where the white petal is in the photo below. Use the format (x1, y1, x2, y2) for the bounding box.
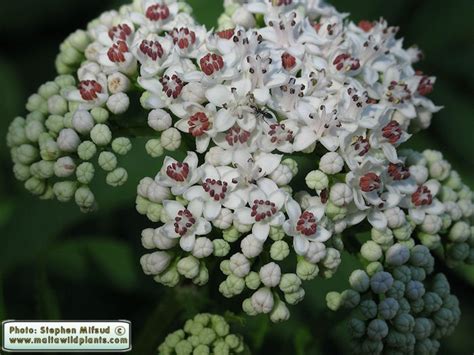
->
(183, 186, 207, 201)
(293, 130, 318, 151)
(163, 200, 185, 218)
(204, 200, 222, 220)
(184, 151, 198, 169)
(257, 178, 278, 196)
(253, 222, 270, 242)
(425, 200, 445, 215)
(180, 234, 196, 252)
(409, 208, 425, 224)
(205, 85, 232, 107)
(195, 219, 212, 235)
(256, 153, 282, 175)
(223, 192, 245, 209)
(368, 209, 388, 230)
(249, 188, 267, 204)
(188, 199, 204, 217)
(269, 190, 287, 210)
(196, 135, 211, 153)
(314, 227, 331, 242)
(214, 109, 236, 132)
(285, 199, 302, 222)
(294, 236, 309, 255)
(235, 208, 254, 225)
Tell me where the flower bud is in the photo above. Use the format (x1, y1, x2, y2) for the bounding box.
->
(270, 299, 290, 323)
(72, 110, 94, 134)
(409, 165, 429, 185)
(192, 237, 213, 258)
(361, 241, 382, 262)
(57, 128, 81, 152)
(140, 251, 172, 275)
(251, 287, 274, 314)
(39, 81, 60, 98)
(177, 255, 200, 279)
(76, 162, 95, 184)
(107, 93, 130, 114)
(222, 227, 240, 243)
(98, 151, 117, 171)
(240, 234, 263, 258)
(90, 124, 112, 146)
(296, 258, 318, 280)
(378, 297, 399, 320)
(370, 271, 394, 294)
(421, 214, 442, 234)
(25, 120, 45, 142)
(145, 139, 164, 158)
(259, 262, 281, 287)
(148, 109, 172, 132)
(244, 271, 261, 290)
(385, 244, 410, 266)
(181, 82, 206, 104)
(108, 72, 130, 94)
(326, 291, 342, 311)
(429, 159, 451, 181)
(13, 164, 31, 181)
(54, 156, 76, 177)
(305, 241, 327, 263)
(53, 181, 77, 202)
(449, 221, 470, 243)
(231, 7, 255, 28)
(385, 207, 406, 229)
(229, 253, 250, 277)
(25, 177, 46, 195)
(161, 128, 182, 151)
(47, 95, 68, 115)
(242, 298, 258, 316)
(111, 137, 132, 155)
(75, 186, 95, 209)
(349, 270, 370, 293)
(270, 240, 290, 261)
(213, 208, 233, 230)
(329, 183, 353, 206)
(106, 167, 128, 187)
(358, 299, 377, 320)
(269, 226, 285, 241)
(77, 141, 97, 160)
(40, 140, 60, 161)
(91, 107, 109, 123)
(319, 152, 344, 174)
(367, 319, 389, 341)
(269, 164, 293, 186)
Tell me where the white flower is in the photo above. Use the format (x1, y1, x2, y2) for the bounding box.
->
(234, 178, 287, 242)
(183, 164, 244, 221)
(283, 198, 331, 255)
(156, 152, 200, 195)
(108, 72, 131, 93)
(158, 199, 211, 252)
(400, 179, 444, 224)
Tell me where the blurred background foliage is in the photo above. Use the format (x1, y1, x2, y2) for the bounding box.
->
(0, 0, 473, 354)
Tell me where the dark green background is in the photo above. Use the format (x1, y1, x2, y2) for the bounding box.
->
(0, 0, 473, 354)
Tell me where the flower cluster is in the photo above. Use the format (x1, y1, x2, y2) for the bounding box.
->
(157, 313, 245, 355)
(5, 0, 474, 350)
(327, 243, 461, 354)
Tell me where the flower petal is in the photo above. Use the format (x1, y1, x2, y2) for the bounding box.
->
(253, 222, 270, 242)
(293, 236, 309, 255)
(180, 234, 196, 252)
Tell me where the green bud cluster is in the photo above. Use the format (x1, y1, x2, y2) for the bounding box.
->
(327, 243, 461, 354)
(157, 313, 245, 355)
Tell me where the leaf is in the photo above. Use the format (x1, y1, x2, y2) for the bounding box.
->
(294, 327, 312, 355)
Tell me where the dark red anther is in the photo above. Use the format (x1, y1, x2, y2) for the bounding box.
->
(359, 172, 381, 192)
(200, 53, 224, 76)
(79, 80, 103, 101)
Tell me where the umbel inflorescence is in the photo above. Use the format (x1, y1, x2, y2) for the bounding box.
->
(6, 0, 474, 353)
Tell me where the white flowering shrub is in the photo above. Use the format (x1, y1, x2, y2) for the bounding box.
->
(6, 0, 474, 353)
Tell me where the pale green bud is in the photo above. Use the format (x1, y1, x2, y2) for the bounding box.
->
(226, 274, 245, 295)
(447, 242, 469, 262)
(358, 299, 377, 320)
(212, 340, 229, 355)
(111, 137, 132, 155)
(177, 256, 200, 279)
(13, 163, 31, 181)
(25, 120, 45, 142)
(60, 47, 82, 66)
(193, 344, 209, 355)
(192, 263, 209, 286)
(211, 315, 230, 337)
(361, 240, 383, 262)
(75, 186, 95, 209)
(270, 240, 289, 260)
(282, 158, 298, 175)
(17, 144, 39, 165)
(325, 201, 347, 220)
(222, 227, 240, 243)
(393, 222, 414, 241)
(47, 95, 68, 115)
(418, 232, 441, 249)
(39, 81, 60, 99)
(184, 320, 202, 335)
(91, 107, 109, 123)
(55, 75, 76, 88)
(326, 291, 342, 311)
(68, 30, 90, 51)
(225, 334, 241, 350)
(349, 270, 370, 293)
(423, 292, 443, 313)
(175, 339, 192, 355)
(30, 160, 55, 179)
(98, 151, 117, 171)
(26, 94, 45, 112)
(392, 265, 411, 283)
(284, 287, 305, 305)
(386, 243, 410, 266)
(164, 329, 185, 348)
(77, 141, 97, 160)
(449, 221, 470, 242)
(220, 260, 231, 275)
(144, 202, 161, 222)
(25, 177, 46, 195)
(198, 328, 217, 346)
(305, 170, 330, 190)
(414, 318, 432, 340)
(279, 273, 301, 294)
(161, 128, 182, 151)
(40, 184, 55, 200)
(45, 115, 65, 134)
(76, 162, 95, 184)
(53, 181, 77, 202)
(269, 226, 285, 241)
(242, 298, 258, 316)
(270, 299, 290, 323)
(145, 139, 164, 158)
(106, 167, 128, 187)
(371, 228, 394, 246)
(213, 239, 230, 257)
(386, 280, 406, 300)
(90, 124, 112, 146)
(366, 261, 383, 276)
(40, 140, 60, 161)
(154, 265, 180, 287)
(349, 318, 366, 338)
(244, 271, 260, 290)
(296, 258, 318, 280)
